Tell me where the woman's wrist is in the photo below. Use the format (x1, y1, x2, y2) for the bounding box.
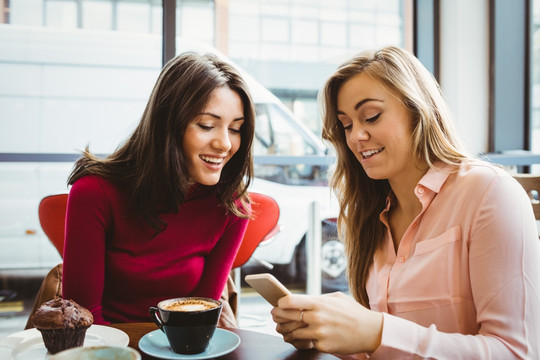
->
(366, 311, 383, 352)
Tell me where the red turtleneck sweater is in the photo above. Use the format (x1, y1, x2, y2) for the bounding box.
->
(62, 175, 248, 324)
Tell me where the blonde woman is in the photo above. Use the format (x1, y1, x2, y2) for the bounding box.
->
(271, 46, 539, 359)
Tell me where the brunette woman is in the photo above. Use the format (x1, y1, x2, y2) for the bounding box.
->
(62, 52, 255, 324)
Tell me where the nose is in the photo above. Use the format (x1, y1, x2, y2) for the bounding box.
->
(349, 123, 369, 143)
(211, 128, 232, 152)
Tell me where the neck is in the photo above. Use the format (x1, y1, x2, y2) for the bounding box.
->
(388, 165, 428, 214)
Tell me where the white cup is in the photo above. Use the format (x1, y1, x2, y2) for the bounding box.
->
(50, 346, 140, 360)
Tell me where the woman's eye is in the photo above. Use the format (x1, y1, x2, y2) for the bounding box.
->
(365, 113, 381, 123)
(342, 124, 352, 131)
(229, 127, 241, 134)
(197, 124, 213, 131)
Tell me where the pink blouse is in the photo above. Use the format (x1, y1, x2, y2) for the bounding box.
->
(364, 161, 540, 359)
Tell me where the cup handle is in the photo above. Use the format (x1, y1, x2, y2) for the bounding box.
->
(149, 307, 164, 332)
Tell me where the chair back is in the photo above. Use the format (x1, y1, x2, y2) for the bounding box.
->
(233, 192, 280, 269)
(513, 174, 540, 220)
(37, 192, 280, 266)
(38, 194, 68, 258)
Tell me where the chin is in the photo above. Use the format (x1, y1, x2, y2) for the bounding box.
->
(194, 176, 221, 186)
(363, 170, 386, 181)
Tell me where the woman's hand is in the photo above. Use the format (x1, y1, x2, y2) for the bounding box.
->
(271, 292, 383, 355)
(271, 306, 314, 350)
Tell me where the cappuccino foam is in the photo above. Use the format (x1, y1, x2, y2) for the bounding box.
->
(162, 299, 217, 312)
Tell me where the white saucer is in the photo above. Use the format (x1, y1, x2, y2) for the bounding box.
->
(0, 325, 129, 360)
(138, 328, 240, 359)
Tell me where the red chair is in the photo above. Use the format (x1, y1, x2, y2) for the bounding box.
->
(38, 193, 68, 258)
(231, 192, 280, 322)
(232, 192, 280, 269)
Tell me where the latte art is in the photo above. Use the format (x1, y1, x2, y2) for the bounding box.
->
(161, 298, 218, 312)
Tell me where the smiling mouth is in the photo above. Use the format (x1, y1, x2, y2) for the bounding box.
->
(361, 148, 384, 159)
(200, 155, 225, 165)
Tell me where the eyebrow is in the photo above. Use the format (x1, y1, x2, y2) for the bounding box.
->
(336, 98, 383, 115)
(199, 112, 244, 121)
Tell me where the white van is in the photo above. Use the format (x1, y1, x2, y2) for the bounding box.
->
(0, 25, 346, 291)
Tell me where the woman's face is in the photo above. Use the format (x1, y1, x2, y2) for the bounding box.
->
(183, 86, 244, 186)
(336, 72, 417, 183)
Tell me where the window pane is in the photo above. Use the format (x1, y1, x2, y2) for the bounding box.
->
(45, 0, 78, 29)
(117, 1, 150, 33)
(9, 0, 43, 26)
(179, 3, 214, 42)
(83, 0, 112, 30)
(321, 22, 346, 46)
(291, 20, 318, 44)
(254, 103, 317, 156)
(230, 16, 259, 42)
(262, 18, 289, 42)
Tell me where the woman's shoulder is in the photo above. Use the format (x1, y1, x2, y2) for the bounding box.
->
(457, 159, 511, 181)
(70, 174, 118, 196)
(454, 159, 519, 193)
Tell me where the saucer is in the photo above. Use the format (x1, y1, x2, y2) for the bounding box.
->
(0, 325, 129, 360)
(138, 328, 240, 359)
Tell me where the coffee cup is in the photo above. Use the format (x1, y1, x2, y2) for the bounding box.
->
(149, 297, 222, 354)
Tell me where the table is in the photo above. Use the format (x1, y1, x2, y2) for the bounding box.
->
(109, 323, 339, 360)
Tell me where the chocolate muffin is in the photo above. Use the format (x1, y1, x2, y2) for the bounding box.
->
(32, 298, 94, 354)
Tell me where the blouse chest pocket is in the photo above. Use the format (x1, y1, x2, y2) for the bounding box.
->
(389, 226, 465, 313)
(413, 226, 461, 255)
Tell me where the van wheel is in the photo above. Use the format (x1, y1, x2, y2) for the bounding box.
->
(293, 219, 348, 293)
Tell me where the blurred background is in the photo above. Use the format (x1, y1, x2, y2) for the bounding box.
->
(1, 0, 539, 338)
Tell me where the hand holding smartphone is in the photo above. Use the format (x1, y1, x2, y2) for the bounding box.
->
(245, 273, 291, 307)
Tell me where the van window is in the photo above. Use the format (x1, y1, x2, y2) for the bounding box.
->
(254, 103, 317, 156)
(253, 103, 327, 186)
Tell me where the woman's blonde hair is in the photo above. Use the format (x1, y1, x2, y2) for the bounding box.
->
(69, 52, 255, 233)
(320, 46, 469, 306)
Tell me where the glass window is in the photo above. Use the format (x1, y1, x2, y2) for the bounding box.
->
(230, 16, 259, 42)
(319, 6, 347, 21)
(261, 43, 290, 60)
(291, 19, 318, 44)
(292, 98, 320, 137)
(117, 1, 151, 33)
(0, 0, 162, 269)
(83, 0, 113, 30)
(321, 22, 346, 46)
(150, 3, 162, 34)
(45, 0, 78, 29)
(349, 24, 377, 48)
(261, 2, 289, 16)
(262, 17, 289, 42)
(178, 1, 214, 43)
(9, 0, 43, 26)
(254, 103, 316, 157)
(0, 0, 409, 270)
(229, 0, 258, 15)
(291, 5, 317, 18)
(253, 103, 325, 185)
(290, 45, 319, 61)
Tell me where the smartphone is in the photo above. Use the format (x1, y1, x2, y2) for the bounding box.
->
(245, 273, 291, 307)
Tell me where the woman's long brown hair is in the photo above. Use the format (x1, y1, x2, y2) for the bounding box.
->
(321, 46, 468, 306)
(68, 52, 255, 233)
